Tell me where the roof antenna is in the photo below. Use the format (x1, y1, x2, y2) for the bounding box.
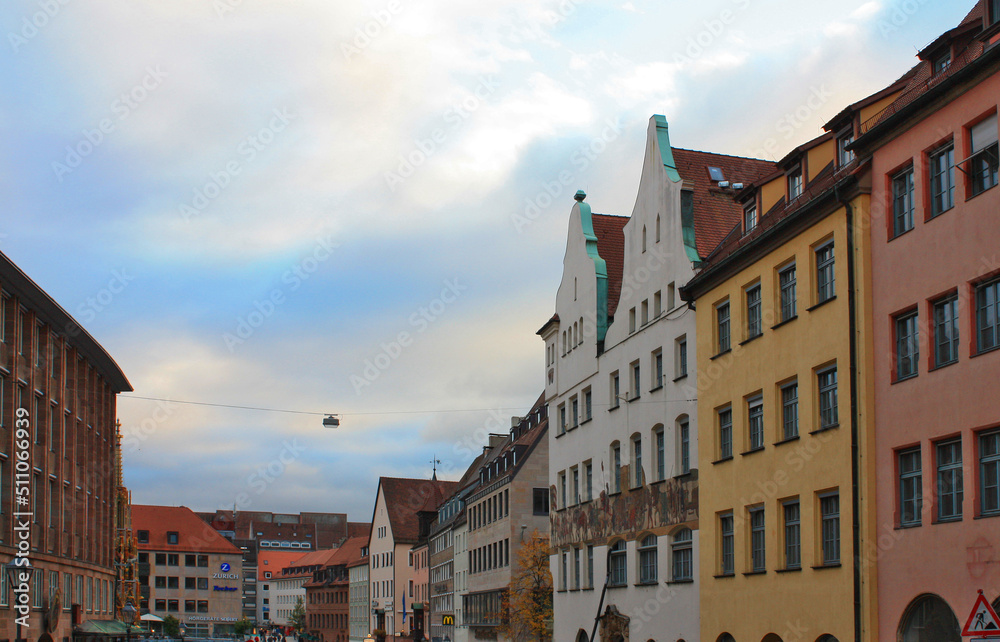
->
(430, 456, 441, 481)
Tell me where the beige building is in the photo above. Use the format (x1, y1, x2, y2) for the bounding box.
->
(464, 396, 549, 642)
(134, 505, 244, 637)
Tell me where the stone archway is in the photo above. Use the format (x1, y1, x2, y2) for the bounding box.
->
(898, 594, 960, 641)
(599, 605, 630, 642)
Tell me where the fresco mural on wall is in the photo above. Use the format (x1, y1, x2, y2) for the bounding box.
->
(550, 467, 698, 548)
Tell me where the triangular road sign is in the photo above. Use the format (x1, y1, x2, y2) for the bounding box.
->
(963, 591, 1000, 636)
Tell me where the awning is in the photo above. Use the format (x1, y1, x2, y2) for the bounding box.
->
(75, 621, 145, 636)
(140, 614, 164, 622)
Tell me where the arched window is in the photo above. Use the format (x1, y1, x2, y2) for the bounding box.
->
(638, 534, 657, 583)
(816, 636, 839, 642)
(609, 540, 627, 586)
(671, 528, 693, 581)
(717, 634, 735, 642)
(575, 631, 589, 642)
(761, 635, 784, 642)
(898, 594, 960, 641)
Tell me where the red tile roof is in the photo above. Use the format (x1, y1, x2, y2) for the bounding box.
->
(671, 148, 776, 259)
(591, 214, 628, 318)
(378, 477, 459, 543)
(258, 550, 311, 581)
(133, 505, 243, 555)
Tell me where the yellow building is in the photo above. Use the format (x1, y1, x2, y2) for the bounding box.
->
(680, 132, 877, 642)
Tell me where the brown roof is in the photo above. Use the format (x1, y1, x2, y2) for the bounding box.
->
(133, 505, 242, 555)
(671, 148, 776, 259)
(378, 477, 459, 543)
(591, 214, 628, 318)
(858, 0, 992, 140)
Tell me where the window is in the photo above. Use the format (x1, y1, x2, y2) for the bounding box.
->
(744, 203, 757, 232)
(185, 600, 196, 613)
(155, 576, 166, 589)
(583, 388, 592, 421)
(642, 226, 647, 253)
(167, 577, 178, 589)
(167, 532, 179, 545)
(816, 243, 835, 303)
(781, 381, 799, 440)
(631, 435, 642, 488)
(676, 336, 688, 378)
(838, 132, 855, 166)
(936, 439, 963, 521)
(653, 349, 663, 388)
(641, 299, 648, 325)
(629, 308, 636, 333)
(747, 396, 764, 451)
(899, 448, 922, 526)
(655, 215, 661, 242)
(655, 427, 665, 480)
(610, 372, 620, 408)
(976, 278, 1000, 353)
(679, 418, 690, 474)
(746, 284, 762, 339)
(749, 507, 765, 572)
(558, 404, 566, 435)
(197, 554, 208, 567)
(892, 167, 914, 236)
(631, 361, 640, 399)
(992, 0, 1000, 24)
(820, 494, 840, 565)
(587, 545, 594, 588)
(788, 167, 803, 200)
(779, 264, 796, 321)
(572, 467, 580, 504)
(638, 534, 658, 583)
(573, 547, 581, 590)
(185, 554, 196, 567)
(584, 462, 593, 501)
(608, 541, 627, 586)
(167, 554, 178, 566)
(716, 301, 731, 353)
(653, 291, 661, 317)
(185, 577, 196, 589)
(981, 430, 1000, 516)
(818, 367, 838, 428)
(969, 115, 998, 196)
(719, 513, 734, 576)
(155, 553, 166, 565)
(671, 529, 692, 581)
(933, 52, 951, 74)
(719, 408, 733, 459)
(783, 501, 801, 569)
(896, 312, 919, 380)
(612, 443, 622, 493)
(197, 577, 208, 590)
(558, 472, 566, 509)
(667, 282, 676, 310)
(532, 488, 549, 515)
(137, 530, 149, 544)
(155, 599, 166, 611)
(929, 144, 955, 217)
(934, 295, 959, 367)
(571, 397, 579, 427)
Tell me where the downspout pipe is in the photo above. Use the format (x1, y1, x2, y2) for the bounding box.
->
(836, 183, 863, 642)
(589, 548, 613, 642)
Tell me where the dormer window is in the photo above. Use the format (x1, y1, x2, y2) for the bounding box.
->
(933, 52, 951, 75)
(991, 0, 1000, 25)
(838, 133, 855, 167)
(743, 203, 757, 233)
(788, 167, 803, 200)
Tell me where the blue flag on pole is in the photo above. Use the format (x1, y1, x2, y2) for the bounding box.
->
(402, 592, 407, 624)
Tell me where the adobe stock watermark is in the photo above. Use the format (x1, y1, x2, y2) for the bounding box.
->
(179, 107, 295, 221)
(121, 399, 177, 453)
(511, 118, 624, 234)
(876, 0, 933, 38)
(51, 66, 168, 183)
(384, 76, 500, 191)
(671, 0, 751, 67)
(223, 233, 339, 352)
(341, 0, 403, 61)
(7, 0, 71, 53)
(749, 85, 834, 161)
(350, 278, 467, 395)
(501, 0, 583, 45)
(234, 439, 307, 509)
(60, 268, 135, 338)
(12, 407, 33, 626)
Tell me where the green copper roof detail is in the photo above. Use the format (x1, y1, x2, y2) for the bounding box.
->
(655, 115, 700, 261)
(576, 194, 609, 344)
(654, 115, 681, 184)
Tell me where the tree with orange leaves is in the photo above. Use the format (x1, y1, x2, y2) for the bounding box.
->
(499, 531, 553, 642)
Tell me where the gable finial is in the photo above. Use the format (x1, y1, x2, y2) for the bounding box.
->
(574, 190, 587, 202)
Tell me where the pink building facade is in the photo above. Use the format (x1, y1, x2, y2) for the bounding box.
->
(857, 3, 1000, 638)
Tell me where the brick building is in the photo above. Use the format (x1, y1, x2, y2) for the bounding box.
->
(133, 505, 244, 637)
(0, 249, 132, 642)
(305, 538, 367, 642)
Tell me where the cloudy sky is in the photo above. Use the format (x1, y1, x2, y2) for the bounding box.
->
(1, 0, 965, 521)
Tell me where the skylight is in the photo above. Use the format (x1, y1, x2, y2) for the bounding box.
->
(708, 166, 725, 182)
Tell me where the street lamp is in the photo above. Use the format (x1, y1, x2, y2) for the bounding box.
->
(179, 624, 186, 642)
(5, 559, 35, 642)
(123, 600, 138, 642)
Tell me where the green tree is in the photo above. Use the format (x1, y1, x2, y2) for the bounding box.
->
(162, 615, 180, 638)
(234, 618, 253, 637)
(499, 531, 553, 642)
(289, 596, 307, 632)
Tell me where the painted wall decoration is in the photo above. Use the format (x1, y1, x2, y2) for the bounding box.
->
(550, 468, 698, 548)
